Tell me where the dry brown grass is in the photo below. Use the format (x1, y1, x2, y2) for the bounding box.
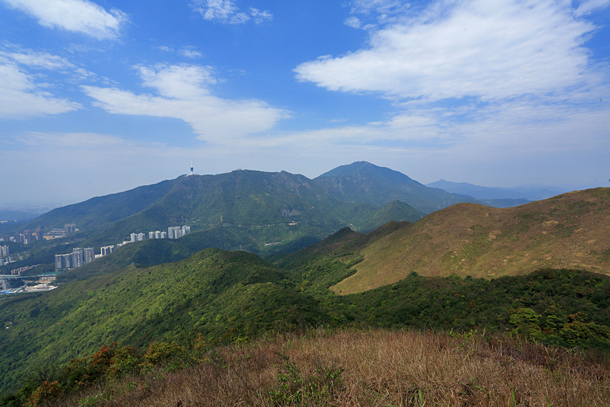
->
(57, 329, 610, 407)
(332, 188, 610, 294)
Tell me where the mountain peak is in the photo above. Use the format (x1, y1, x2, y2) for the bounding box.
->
(316, 161, 413, 182)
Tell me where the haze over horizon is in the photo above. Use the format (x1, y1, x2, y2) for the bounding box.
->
(1, 0, 609, 205)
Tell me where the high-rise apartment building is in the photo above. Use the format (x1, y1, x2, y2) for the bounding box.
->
(55, 254, 63, 270)
(55, 253, 72, 270)
(100, 245, 115, 256)
(72, 247, 84, 268)
(168, 225, 190, 239)
(84, 247, 94, 264)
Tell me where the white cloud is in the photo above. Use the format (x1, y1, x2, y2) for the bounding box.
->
(156, 45, 203, 58)
(344, 16, 362, 29)
(191, 0, 272, 24)
(348, 0, 408, 15)
(3, 50, 73, 70)
(0, 63, 80, 118)
(83, 63, 289, 141)
(296, 0, 599, 102)
(0, 48, 82, 118)
(249, 7, 272, 24)
(575, 0, 610, 16)
(179, 48, 203, 58)
(0, 0, 128, 39)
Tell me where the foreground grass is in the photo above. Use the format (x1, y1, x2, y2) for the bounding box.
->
(54, 329, 610, 407)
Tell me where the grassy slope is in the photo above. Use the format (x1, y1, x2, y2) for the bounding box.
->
(332, 188, 610, 294)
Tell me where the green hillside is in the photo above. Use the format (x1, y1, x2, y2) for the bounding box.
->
(2, 256, 610, 395)
(3, 169, 424, 276)
(22, 180, 175, 231)
(0, 248, 326, 391)
(314, 161, 479, 213)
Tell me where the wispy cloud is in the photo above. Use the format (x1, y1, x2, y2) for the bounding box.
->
(0, 0, 128, 39)
(290, 0, 610, 186)
(0, 46, 82, 118)
(83, 63, 289, 141)
(179, 48, 203, 58)
(297, 0, 600, 102)
(575, 0, 610, 16)
(156, 45, 203, 59)
(191, 0, 272, 24)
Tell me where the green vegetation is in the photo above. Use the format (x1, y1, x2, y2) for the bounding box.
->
(2, 246, 610, 396)
(314, 161, 479, 213)
(1, 181, 609, 404)
(4, 169, 424, 276)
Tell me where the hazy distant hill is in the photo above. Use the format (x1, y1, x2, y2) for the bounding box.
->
(0, 210, 38, 222)
(427, 179, 566, 201)
(314, 161, 479, 214)
(287, 188, 610, 295)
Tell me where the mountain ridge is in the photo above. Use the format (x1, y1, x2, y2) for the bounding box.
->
(314, 161, 481, 213)
(328, 187, 610, 294)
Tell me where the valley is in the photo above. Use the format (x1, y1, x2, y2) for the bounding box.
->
(0, 162, 609, 405)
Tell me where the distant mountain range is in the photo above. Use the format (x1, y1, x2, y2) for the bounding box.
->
(427, 179, 567, 201)
(2, 162, 581, 276)
(1, 161, 610, 394)
(12, 162, 488, 253)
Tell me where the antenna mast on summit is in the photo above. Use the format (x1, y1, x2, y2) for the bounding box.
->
(190, 161, 194, 176)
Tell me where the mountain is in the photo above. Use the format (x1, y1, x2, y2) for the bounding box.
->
(4, 169, 423, 276)
(26, 170, 423, 243)
(3, 188, 610, 393)
(22, 179, 176, 231)
(427, 179, 566, 201)
(314, 161, 479, 214)
(279, 188, 610, 295)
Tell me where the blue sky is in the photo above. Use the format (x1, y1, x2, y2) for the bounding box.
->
(1, 0, 609, 205)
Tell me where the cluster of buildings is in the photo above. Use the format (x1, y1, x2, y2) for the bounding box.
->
(2, 229, 43, 244)
(54, 225, 191, 271)
(0, 245, 12, 266)
(118, 225, 191, 247)
(55, 247, 95, 270)
(0, 224, 78, 245)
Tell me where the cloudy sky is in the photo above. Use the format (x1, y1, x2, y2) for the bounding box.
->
(1, 0, 609, 205)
